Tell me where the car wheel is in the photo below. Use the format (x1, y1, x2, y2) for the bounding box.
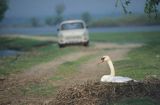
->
(83, 41, 89, 47)
(59, 44, 65, 48)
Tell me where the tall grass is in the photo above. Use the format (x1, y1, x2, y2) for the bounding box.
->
(91, 31, 160, 43)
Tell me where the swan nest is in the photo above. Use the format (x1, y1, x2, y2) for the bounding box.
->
(52, 76, 160, 105)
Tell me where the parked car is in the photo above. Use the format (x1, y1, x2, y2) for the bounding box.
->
(57, 20, 89, 48)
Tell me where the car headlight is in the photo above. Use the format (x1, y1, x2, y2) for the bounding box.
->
(58, 33, 63, 39)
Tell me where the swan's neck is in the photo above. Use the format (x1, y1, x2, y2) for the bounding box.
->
(107, 60, 115, 76)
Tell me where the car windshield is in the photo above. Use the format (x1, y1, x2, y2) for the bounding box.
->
(61, 22, 84, 30)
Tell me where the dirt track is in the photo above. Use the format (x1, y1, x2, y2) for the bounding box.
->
(0, 42, 141, 105)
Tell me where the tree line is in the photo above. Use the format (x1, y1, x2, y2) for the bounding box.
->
(0, 0, 160, 26)
(27, 3, 92, 27)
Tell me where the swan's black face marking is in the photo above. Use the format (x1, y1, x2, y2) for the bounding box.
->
(99, 56, 110, 64)
(98, 57, 105, 64)
(101, 57, 105, 62)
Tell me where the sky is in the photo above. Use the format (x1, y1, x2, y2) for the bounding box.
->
(5, 0, 147, 18)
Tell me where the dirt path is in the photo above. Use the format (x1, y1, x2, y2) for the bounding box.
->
(0, 42, 141, 105)
(55, 43, 141, 86)
(0, 50, 96, 92)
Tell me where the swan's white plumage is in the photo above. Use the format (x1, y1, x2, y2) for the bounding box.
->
(100, 55, 134, 83)
(100, 75, 133, 83)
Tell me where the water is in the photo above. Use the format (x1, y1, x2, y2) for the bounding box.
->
(0, 27, 56, 35)
(0, 50, 20, 57)
(0, 25, 160, 35)
(89, 25, 160, 33)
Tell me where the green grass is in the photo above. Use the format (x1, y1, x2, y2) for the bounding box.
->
(0, 36, 77, 75)
(91, 31, 160, 79)
(115, 42, 160, 80)
(110, 97, 159, 105)
(90, 31, 160, 79)
(20, 54, 95, 97)
(0, 36, 51, 50)
(21, 55, 95, 97)
(20, 83, 57, 96)
(0, 32, 160, 78)
(1, 32, 160, 104)
(90, 31, 160, 43)
(49, 54, 95, 81)
(115, 34, 160, 79)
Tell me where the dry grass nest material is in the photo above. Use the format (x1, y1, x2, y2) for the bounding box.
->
(52, 76, 160, 105)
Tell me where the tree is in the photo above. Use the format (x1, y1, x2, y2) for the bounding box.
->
(55, 3, 65, 16)
(81, 12, 92, 24)
(116, 0, 160, 18)
(45, 17, 55, 26)
(30, 17, 40, 27)
(53, 15, 63, 25)
(144, 0, 160, 17)
(54, 3, 65, 25)
(0, 0, 8, 22)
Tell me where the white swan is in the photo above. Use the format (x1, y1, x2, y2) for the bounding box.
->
(99, 55, 134, 83)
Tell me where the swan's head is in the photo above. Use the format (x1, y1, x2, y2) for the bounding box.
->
(101, 55, 110, 63)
